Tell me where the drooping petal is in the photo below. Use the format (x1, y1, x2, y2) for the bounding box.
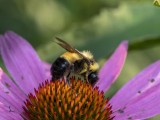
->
(110, 60, 160, 119)
(0, 68, 24, 114)
(95, 41, 128, 92)
(114, 85, 160, 120)
(0, 103, 22, 120)
(0, 68, 26, 103)
(0, 31, 46, 94)
(0, 113, 22, 120)
(43, 62, 51, 80)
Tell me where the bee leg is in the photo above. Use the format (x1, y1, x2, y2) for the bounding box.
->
(66, 73, 71, 86)
(85, 75, 89, 83)
(83, 71, 89, 83)
(86, 63, 90, 84)
(67, 79, 70, 86)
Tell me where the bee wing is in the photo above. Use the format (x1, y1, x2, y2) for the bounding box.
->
(55, 37, 76, 53)
(55, 37, 91, 81)
(55, 37, 87, 59)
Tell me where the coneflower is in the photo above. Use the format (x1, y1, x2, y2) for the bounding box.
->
(0, 31, 160, 120)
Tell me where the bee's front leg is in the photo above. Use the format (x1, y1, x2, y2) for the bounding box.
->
(66, 72, 71, 85)
(85, 73, 89, 83)
(85, 62, 90, 84)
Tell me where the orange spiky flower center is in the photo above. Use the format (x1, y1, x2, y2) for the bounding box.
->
(23, 78, 113, 120)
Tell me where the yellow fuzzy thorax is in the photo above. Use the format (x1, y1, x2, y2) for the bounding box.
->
(81, 51, 93, 59)
(60, 52, 81, 63)
(60, 51, 99, 74)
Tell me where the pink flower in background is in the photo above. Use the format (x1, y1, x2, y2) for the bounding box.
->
(0, 31, 160, 120)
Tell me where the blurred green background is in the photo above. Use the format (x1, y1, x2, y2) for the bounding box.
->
(0, 0, 160, 119)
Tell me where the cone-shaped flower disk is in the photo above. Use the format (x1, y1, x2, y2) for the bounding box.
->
(0, 31, 160, 120)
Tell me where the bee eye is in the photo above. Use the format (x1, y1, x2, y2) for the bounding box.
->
(88, 72, 98, 85)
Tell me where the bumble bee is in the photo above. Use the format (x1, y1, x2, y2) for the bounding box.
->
(50, 37, 99, 85)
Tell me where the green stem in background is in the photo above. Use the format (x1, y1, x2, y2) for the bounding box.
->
(129, 36, 160, 51)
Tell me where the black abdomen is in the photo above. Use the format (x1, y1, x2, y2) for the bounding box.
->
(50, 57, 70, 81)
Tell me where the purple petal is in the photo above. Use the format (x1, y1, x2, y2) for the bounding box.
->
(0, 68, 24, 113)
(43, 62, 51, 80)
(95, 41, 128, 92)
(0, 31, 46, 94)
(0, 112, 22, 120)
(0, 68, 27, 103)
(0, 104, 22, 120)
(111, 60, 160, 119)
(114, 86, 160, 119)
